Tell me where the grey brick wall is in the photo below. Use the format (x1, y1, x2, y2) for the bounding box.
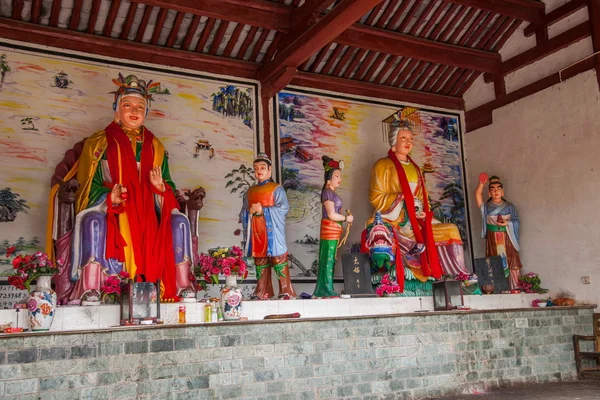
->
(0, 307, 594, 399)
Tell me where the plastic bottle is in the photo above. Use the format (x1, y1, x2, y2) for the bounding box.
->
(211, 305, 218, 322)
(217, 306, 224, 322)
(204, 303, 212, 323)
(178, 305, 186, 324)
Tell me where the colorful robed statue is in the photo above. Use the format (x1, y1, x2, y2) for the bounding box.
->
(313, 156, 353, 298)
(240, 153, 297, 299)
(46, 74, 196, 303)
(475, 173, 522, 289)
(365, 109, 469, 292)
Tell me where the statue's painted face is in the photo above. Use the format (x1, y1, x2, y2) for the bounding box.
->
(392, 129, 413, 158)
(489, 183, 504, 202)
(328, 169, 342, 189)
(117, 95, 146, 131)
(253, 161, 271, 183)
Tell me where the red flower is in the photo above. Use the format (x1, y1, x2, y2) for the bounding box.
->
(5, 246, 16, 257)
(327, 160, 339, 169)
(118, 270, 131, 279)
(12, 255, 23, 269)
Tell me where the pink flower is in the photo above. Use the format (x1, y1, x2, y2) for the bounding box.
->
(119, 270, 131, 279)
(28, 299, 37, 312)
(211, 267, 220, 275)
(222, 267, 231, 276)
(227, 295, 241, 307)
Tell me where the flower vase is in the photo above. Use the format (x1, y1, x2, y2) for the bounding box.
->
(28, 275, 57, 331)
(220, 275, 243, 320)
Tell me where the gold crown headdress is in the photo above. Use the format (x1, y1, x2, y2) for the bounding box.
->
(381, 106, 422, 144)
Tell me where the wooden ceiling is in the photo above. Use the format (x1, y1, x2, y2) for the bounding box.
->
(0, 0, 546, 110)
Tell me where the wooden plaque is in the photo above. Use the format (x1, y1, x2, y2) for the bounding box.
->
(473, 256, 509, 293)
(341, 253, 374, 295)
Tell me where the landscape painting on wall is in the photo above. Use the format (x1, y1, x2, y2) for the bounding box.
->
(0, 45, 258, 284)
(277, 90, 471, 282)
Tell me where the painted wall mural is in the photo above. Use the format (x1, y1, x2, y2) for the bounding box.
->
(277, 91, 471, 282)
(0, 46, 257, 281)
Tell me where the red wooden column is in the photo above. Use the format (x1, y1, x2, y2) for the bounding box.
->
(588, 0, 600, 90)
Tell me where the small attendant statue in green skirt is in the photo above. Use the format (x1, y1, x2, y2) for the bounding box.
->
(313, 156, 353, 298)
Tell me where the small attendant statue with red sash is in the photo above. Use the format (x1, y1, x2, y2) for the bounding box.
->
(240, 153, 297, 299)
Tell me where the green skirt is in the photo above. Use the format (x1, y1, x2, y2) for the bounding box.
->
(312, 238, 339, 297)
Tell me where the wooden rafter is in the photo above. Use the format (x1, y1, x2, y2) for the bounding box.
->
(87, 0, 102, 34)
(209, 20, 229, 55)
(135, 5, 153, 42)
(259, 0, 384, 90)
(588, 0, 600, 90)
(150, 8, 168, 45)
(321, 43, 345, 75)
(353, 50, 378, 80)
(69, 0, 84, 30)
(49, 0, 62, 27)
(0, 18, 260, 78)
(420, 1, 448, 38)
(181, 15, 201, 51)
(134, 0, 291, 32)
(290, 72, 464, 110)
(308, 45, 331, 73)
(332, 46, 356, 76)
(236, 26, 258, 59)
(337, 24, 500, 73)
(383, 57, 408, 85)
(223, 23, 244, 57)
(343, 48, 368, 79)
(12, 0, 23, 20)
(447, 8, 477, 44)
(430, 3, 460, 40)
(250, 28, 270, 61)
(446, 0, 544, 23)
(408, 0, 437, 36)
(195, 18, 216, 53)
(103, 0, 122, 37)
(120, 2, 139, 40)
(524, 0, 586, 37)
(483, 21, 590, 82)
(166, 12, 185, 48)
(31, 0, 41, 24)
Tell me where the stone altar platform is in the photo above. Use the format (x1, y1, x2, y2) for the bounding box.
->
(0, 293, 545, 332)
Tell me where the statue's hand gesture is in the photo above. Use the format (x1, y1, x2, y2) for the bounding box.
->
(110, 184, 128, 205)
(150, 165, 165, 192)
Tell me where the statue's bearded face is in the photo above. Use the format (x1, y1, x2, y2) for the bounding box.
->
(117, 95, 146, 130)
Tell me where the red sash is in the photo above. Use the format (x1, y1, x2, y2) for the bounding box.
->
(104, 122, 179, 299)
(387, 149, 442, 280)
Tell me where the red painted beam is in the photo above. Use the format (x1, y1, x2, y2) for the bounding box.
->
(262, 65, 297, 98)
(524, 0, 586, 37)
(259, 0, 384, 84)
(353, 50, 378, 80)
(447, 8, 477, 44)
(397, 1, 420, 33)
(421, 1, 449, 38)
(342, 48, 367, 79)
(430, 4, 460, 40)
(181, 15, 201, 50)
(337, 24, 500, 73)
(332, 46, 355, 76)
(250, 28, 271, 61)
(382, 57, 407, 85)
(447, 0, 544, 24)
(483, 21, 590, 82)
(103, 0, 121, 36)
(290, 72, 465, 110)
(119, 2, 138, 40)
(69, 0, 83, 30)
(382, 0, 411, 30)
(308, 45, 331, 73)
(466, 56, 594, 131)
(0, 18, 260, 79)
(236, 26, 258, 59)
(321, 43, 345, 75)
(134, 0, 291, 32)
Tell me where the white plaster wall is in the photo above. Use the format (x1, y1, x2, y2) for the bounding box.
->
(464, 70, 600, 308)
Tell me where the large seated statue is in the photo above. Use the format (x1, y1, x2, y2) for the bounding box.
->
(46, 74, 200, 303)
(364, 113, 469, 292)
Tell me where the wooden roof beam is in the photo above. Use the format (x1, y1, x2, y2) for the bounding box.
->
(0, 18, 260, 79)
(134, 0, 291, 32)
(291, 72, 464, 110)
(258, 0, 384, 93)
(337, 24, 500, 73)
(446, 0, 544, 24)
(524, 0, 586, 37)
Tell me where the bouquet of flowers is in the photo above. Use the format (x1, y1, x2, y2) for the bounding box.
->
(4, 246, 59, 292)
(100, 270, 131, 303)
(194, 246, 248, 285)
(518, 272, 548, 294)
(375, 274, 401, 297)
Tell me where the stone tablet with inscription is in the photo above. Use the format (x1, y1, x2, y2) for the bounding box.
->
(0, 282, 28, 309)
(473, 256, 509, 293)
(341, 253, 374, 295)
